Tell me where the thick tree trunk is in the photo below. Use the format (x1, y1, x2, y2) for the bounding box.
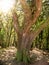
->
(16, 42, 30, 64)
(16, 51, 30, 65)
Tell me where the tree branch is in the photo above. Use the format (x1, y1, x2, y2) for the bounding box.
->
(20, 0, 42, 36)
(20, 0, 32, 32)
(13, 12, 20, 34)
(20, 0, 32, 20)
(27, 18, 49, 50)
(31, 18, 49, 41)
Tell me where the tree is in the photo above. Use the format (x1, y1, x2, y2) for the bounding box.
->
(13, 0, 49, 64)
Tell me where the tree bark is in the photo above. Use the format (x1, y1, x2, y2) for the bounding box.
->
(16, 48, 30, 64)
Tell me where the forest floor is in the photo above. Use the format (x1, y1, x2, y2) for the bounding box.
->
(0, 46, 49, 65)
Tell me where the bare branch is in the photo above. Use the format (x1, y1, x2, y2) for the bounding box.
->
(13, 12, 20, 34)
(20, 0, 32, 19)
(31, 18, 49, 41)
(20, 0, 32, 32)
(20, 0, 42, 36)
(27, 18, 49, 50)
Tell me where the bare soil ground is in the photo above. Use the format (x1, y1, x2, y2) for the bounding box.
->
(0, 47, 49, 65)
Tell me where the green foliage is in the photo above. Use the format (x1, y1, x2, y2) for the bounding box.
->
(0, 14, 17, 48)
(0, 29, 5, 48)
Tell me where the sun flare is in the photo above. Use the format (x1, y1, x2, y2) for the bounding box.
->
(0, 0, 16, 14)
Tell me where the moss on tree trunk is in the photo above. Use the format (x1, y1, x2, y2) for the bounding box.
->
(16, 49, 30, 64)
